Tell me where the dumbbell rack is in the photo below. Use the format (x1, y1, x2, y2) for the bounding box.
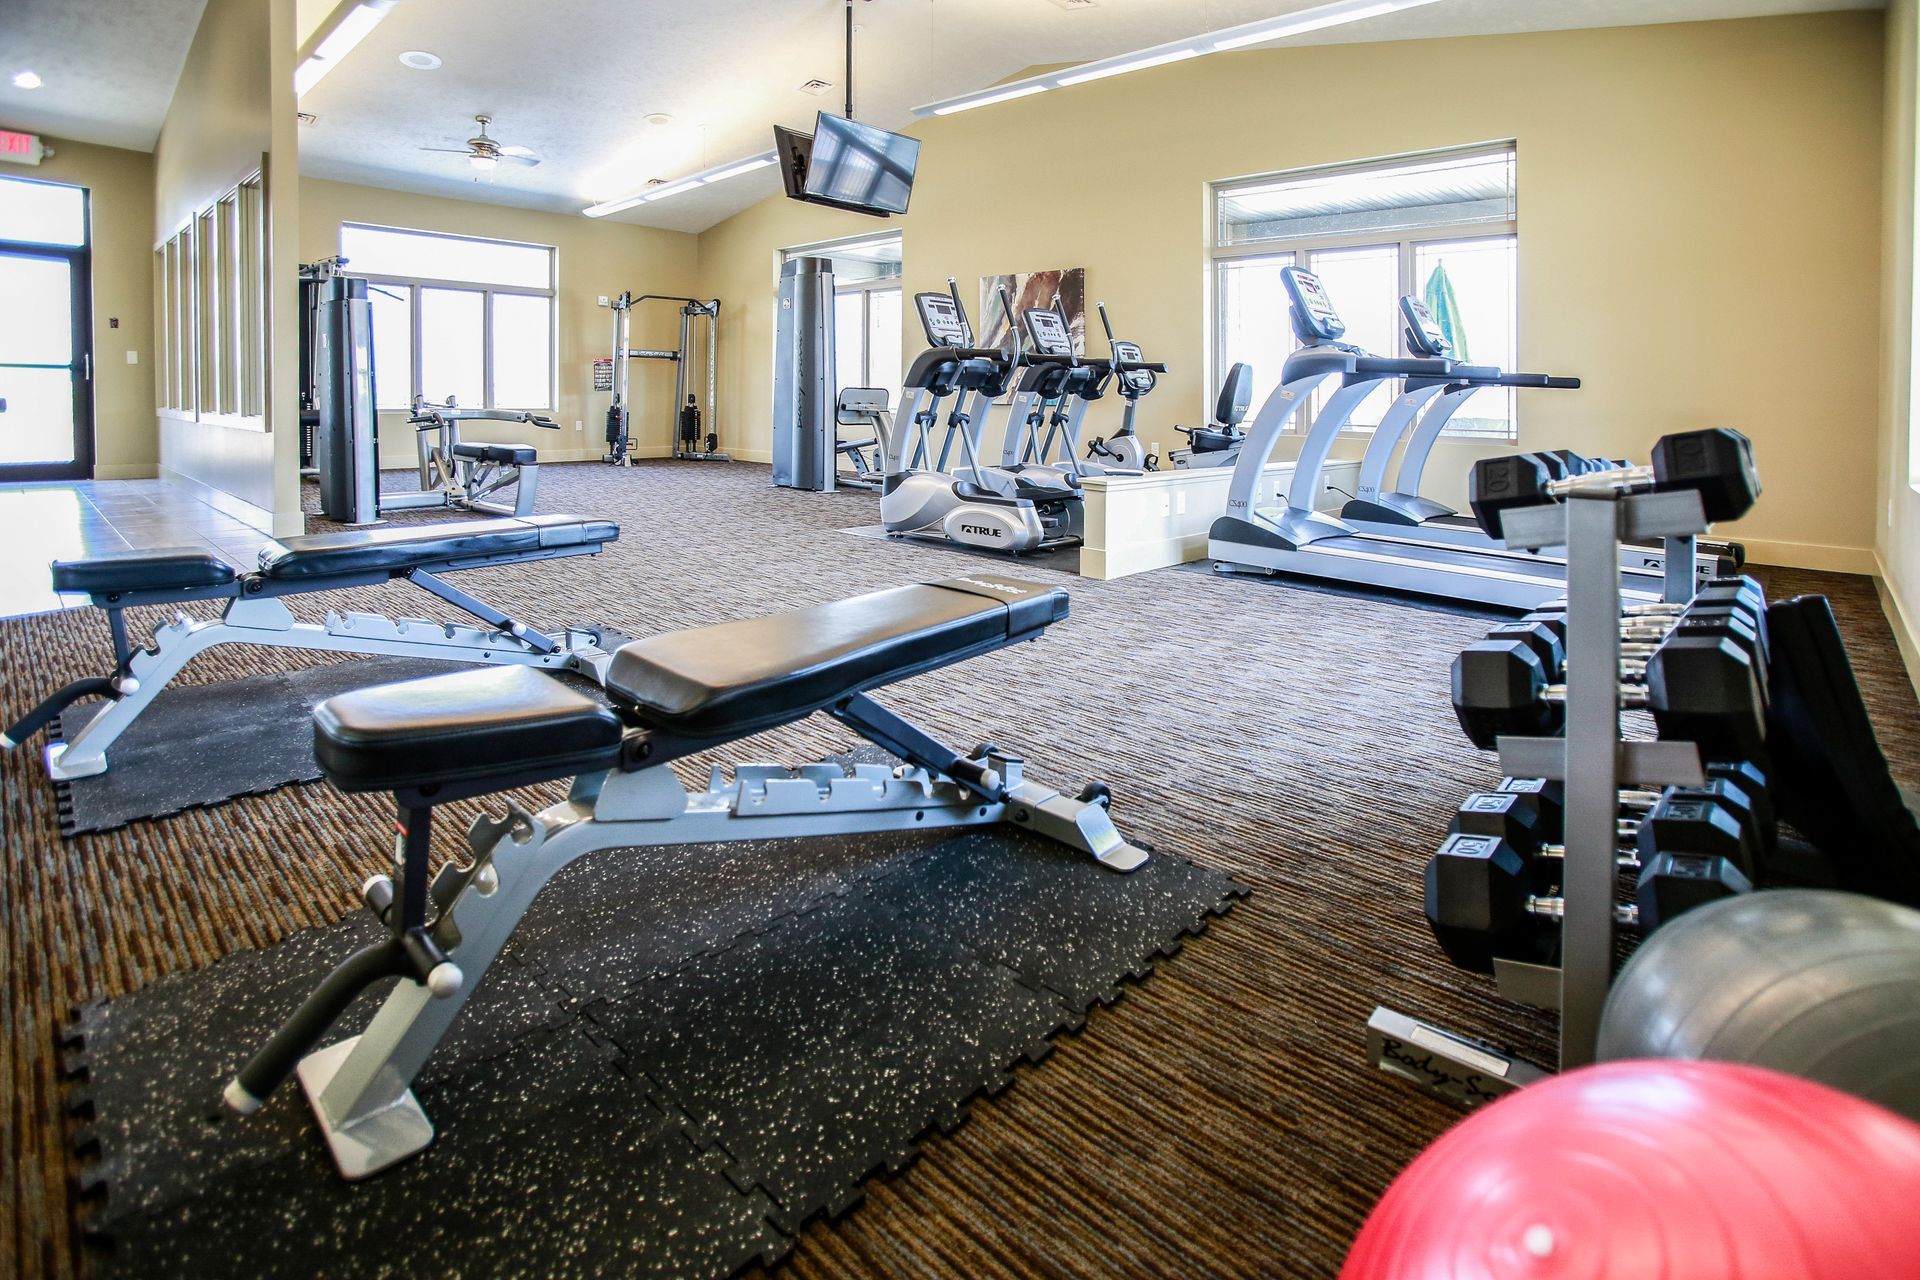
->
(1367, 477, 1710, 1103)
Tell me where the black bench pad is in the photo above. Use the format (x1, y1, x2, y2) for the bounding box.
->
(453, 443, 539, 466)
(52, 547, 240, 597)
(314, 665, 624, 794)
(607, 576, 1067, 739)
(258, 514, 617, 581)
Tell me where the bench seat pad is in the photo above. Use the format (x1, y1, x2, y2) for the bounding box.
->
(314, 665, 624, 794)
(51, 547, 239, 597)
(453, 443, 538, 466)
(607, 576, 1066, 739)
(258, 513, 617, 581)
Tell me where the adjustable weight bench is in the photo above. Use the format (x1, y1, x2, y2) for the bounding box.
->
(224, 573, 1145, 1179)
(4, 513, 621, 781)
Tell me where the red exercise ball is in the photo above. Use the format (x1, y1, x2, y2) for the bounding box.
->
(1342, 1060, 1920, 1280)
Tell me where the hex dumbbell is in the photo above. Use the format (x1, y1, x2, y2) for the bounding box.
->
(1423, 831, 1752, 974)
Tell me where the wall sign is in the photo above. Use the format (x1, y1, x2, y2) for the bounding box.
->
(0, 130, 45, 165)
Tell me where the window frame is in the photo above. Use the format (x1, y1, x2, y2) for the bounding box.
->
(1209, 144, 1518, 441)
(152, 166, 267, 429)
(339, 221, 558, 413)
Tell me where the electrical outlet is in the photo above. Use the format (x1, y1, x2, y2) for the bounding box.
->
(1891, 497, 1897, 526)
(575, 420, 583, 432)
(126, 350, 138, 364)
(597, 295, 609, 307)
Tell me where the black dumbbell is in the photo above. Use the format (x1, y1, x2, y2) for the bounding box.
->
(1424, 831, 1752, 974)
(1469, 426, 1760, 536)
(1452, 634, 1766, 758)
(1496, 768, 1775, 860)
(1452, 783, 1762, 881)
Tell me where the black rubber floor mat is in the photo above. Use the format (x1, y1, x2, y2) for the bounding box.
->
(68, 821, 1243, 1278)
(53, 657, 575, 836)
(840, 523, 1081, 573)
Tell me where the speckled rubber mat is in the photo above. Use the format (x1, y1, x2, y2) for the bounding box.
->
(51, 657, 480, 836)
(51, 654, 623, 837)
(64, 818, 1243, 1278)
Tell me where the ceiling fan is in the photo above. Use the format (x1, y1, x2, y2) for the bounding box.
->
(420, 115, 539, 171)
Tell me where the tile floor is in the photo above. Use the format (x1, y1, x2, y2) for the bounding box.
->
(0, 479, 277, 619)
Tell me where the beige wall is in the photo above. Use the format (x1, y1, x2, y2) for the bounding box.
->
(152, 0, 302, 534)
(1878, 0, 1920, 678)
(299, 179, 701, 466)
(698, 12, 1885, 570)
(26, 138, 157, 479)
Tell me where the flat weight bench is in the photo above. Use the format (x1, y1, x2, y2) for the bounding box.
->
(3, 513, 621, 781)
(390, 401, 560, 519)
(224, 573, 1145, 1179)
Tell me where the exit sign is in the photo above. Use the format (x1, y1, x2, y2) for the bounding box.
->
(0, 130, 44, 165)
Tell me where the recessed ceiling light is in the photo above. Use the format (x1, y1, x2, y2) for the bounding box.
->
(12, 70, 43, 90)
(645, 112, 672, 126)
(398, 50, 442, 70)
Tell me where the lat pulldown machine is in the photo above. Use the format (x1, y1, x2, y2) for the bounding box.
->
(600, 292, 727, 466)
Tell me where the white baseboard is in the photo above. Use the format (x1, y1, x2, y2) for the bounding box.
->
(1736, 537, 1876, 574)
(155, 466, 277, 533)
(1874, 550, 1920, 702)
(93, 463, 160, 481)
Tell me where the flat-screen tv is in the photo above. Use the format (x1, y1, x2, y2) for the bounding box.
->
(771, 112, 919, 218)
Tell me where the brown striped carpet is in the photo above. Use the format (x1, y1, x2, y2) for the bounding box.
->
(3, 460, 1916, 1280)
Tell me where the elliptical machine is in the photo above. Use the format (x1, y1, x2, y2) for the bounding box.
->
(879, 286, 1080, 553)
(1082, 302, 1164, 472)
(1166, 362, 1254, 470)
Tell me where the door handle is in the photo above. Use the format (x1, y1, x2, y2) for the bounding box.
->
(83, 352, 91, 381)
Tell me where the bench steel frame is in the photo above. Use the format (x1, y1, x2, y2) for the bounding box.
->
(228, 688, 1145, 1179)
(15, 543, 619, 782)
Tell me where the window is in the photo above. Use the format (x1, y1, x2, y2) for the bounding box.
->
(783, 234, 903, 415)
(338, 223, 556, 410)
(152, 169, 267, 424)
(1211, 144, 1519, 440)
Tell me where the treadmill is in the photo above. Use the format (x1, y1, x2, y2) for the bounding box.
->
(1206, 267, 1690, 611)
(1340, 295, 1740, 577)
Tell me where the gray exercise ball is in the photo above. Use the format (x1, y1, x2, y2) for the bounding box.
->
(1597, 889, 1920, 1122)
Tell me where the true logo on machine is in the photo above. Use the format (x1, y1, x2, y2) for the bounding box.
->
(959, 524, 1002, 538)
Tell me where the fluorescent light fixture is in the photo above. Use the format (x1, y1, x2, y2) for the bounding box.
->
(11, 70, 43, 90)
(912, 0, 1446, 116)
(582, 149, 778, 217)
(701, 153, 778, 183)
(1056, 47, 1200, 87)
(295, 0, 397, 99)
(931, 83, 1047, 116)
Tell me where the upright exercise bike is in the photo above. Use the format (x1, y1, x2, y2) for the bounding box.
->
(1083, 303, 1165, 472)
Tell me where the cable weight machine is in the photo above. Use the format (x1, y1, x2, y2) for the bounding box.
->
(598, 292, 728, 465)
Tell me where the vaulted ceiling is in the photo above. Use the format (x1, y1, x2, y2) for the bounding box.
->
(0, 0, 1882, 232)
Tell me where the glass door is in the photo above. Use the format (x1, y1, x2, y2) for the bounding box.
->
(0, 176, 92, 480)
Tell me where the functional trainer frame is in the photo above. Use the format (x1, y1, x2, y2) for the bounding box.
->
(4, 515, 622, 781)
(224, 574, 1146, 1179)
(601, 291, 726, 465)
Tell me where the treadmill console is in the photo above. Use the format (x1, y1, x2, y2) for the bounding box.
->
(1021, 307, 1075, 357)
(1399, 296, 1452, 359)
(1110, 340, 1154, 393)
(1281, 267, 1346, 343)
(916, 292, 972, 348)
